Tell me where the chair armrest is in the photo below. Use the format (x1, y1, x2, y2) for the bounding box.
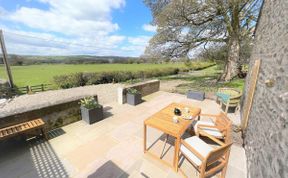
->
(198, 129, 225, 146)
(181, 139, 205, 161)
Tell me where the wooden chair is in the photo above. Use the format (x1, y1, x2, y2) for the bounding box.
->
(179, 132, 233, 178)
(194, 113, 232, 143)
(216, 88, 242, 113)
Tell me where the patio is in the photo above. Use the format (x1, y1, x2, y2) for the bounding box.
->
(0, 91, 246, 178)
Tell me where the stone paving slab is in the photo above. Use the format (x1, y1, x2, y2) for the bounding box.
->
(0, 91, 246, 178)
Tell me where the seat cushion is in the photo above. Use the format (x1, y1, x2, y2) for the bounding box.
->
(194, 120, 223, 138)
(193, 120, 215, 132)
(180, 136, 213, 166)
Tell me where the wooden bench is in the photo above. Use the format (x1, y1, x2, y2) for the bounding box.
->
(0, 118, 47, 140)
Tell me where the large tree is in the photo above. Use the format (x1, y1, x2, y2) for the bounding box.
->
(144, 0, 262, 81)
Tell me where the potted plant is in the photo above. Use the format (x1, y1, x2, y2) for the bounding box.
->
(126, 88, 142, 106)
(80, 97, 103, 124)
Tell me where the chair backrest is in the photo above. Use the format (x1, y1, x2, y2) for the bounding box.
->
(215, 113, 232, 129)
(205, 142, 233, 167)
(215, 113, 232, 142)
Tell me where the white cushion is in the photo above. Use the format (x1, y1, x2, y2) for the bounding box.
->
(194, 120, 223, 138)
(180, 136, 213, 166)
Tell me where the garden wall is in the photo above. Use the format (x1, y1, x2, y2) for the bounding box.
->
(118, 80, 160, 104)
(242, 1, 288, 177)
(0, 100, 82, 131)
(0, 87, 100, 131)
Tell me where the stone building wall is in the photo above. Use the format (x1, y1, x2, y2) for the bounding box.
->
(242, 1, 288, 178)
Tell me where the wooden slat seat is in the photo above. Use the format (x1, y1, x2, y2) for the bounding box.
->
(0, 118, 47, 140)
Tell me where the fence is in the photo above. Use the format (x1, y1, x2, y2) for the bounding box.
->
(0, 83, 54, 97)
(17, 84, 54, 94)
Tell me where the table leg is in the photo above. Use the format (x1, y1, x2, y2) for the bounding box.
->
(174, 136, 181, 172)
(144, 124, 147, 153)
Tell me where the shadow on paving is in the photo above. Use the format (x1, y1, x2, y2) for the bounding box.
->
(88, 160, 129, 178)
(48, 127, 66, 139)
(103, 106, 114, 118)
(0, 137, 69, 178)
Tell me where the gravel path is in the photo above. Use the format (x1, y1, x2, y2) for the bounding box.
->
(0, 83, 124, 118)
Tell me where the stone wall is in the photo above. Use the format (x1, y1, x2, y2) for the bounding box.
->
(127, 79, 160, 97)
(0, 101, 81, 130)
(0, 96, 97, 131)
(242, 1, 288, 178)
(118, 80, 160, 104)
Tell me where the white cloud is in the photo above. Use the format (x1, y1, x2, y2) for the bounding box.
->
(0, 0, 153, 57)
(128, 36, 151, 45)
(3, 28, 127, 55)
(142, 24, 157, 32)
(5, 0, 125, 37)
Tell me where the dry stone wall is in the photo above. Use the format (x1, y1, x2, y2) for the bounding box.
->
(242, 1, 288, 178)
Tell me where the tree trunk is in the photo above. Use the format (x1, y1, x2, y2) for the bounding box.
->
(219, 36, 240, 81)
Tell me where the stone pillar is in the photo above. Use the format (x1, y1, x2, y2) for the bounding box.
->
(117, 87, 124, 104)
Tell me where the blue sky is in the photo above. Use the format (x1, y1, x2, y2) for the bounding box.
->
(0, 0, 156, 56)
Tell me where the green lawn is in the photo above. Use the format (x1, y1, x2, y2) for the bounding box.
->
(160, 65, 245, 93)
(0, 63, 185, 87)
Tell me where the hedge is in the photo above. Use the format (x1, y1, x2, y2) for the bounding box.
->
(53, 68, 179, 89)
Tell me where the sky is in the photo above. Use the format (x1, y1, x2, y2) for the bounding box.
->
(0, 0, 157, 57)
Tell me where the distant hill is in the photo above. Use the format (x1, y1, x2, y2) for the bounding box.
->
(0, 55, 142, 65)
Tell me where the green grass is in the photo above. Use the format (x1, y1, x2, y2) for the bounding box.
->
(160, 65, 245, 93)
(0, 63, 185, 87)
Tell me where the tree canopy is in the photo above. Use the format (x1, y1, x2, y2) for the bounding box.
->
(144, 0, 263, 80)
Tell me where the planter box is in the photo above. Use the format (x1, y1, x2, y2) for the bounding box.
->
(127, 93, 142, 106)
(187, 90, 205, 101)
(81, 105, 103, 124)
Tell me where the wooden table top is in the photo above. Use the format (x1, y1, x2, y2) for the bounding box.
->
(144, 103, 201, 138)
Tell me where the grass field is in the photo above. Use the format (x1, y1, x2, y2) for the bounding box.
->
(0, 63, 185, 86)
(160, 65, 245, 93)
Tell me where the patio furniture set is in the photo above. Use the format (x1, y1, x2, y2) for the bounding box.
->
(144, 102, 233, 178)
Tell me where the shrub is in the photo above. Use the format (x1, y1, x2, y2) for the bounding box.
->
(54, 72, 85, 89)
(126, 88, 141, 94)
(83, 72, 102, 85)
(54, 68, 181, 89)
(79, 96, 101, 109)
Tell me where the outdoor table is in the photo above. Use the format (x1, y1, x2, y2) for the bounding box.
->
(143, 102, 201, 171)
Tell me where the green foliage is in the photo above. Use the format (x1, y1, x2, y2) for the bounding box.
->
(197, 38, 253, 65)
(198, 45, 228, 62)
(53, 72, 85, 89)
(52, 62, 216, 89)
(184, 59, 192, 68)
(126, 88, 141, 95)
(161, 65, 245, 94)
(144, 0, 262, 80)
(53, 67, 180, 89)
(0, 63, 184, 86)
(144, 0, 262, 59)
(79, 97, 101, 109)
